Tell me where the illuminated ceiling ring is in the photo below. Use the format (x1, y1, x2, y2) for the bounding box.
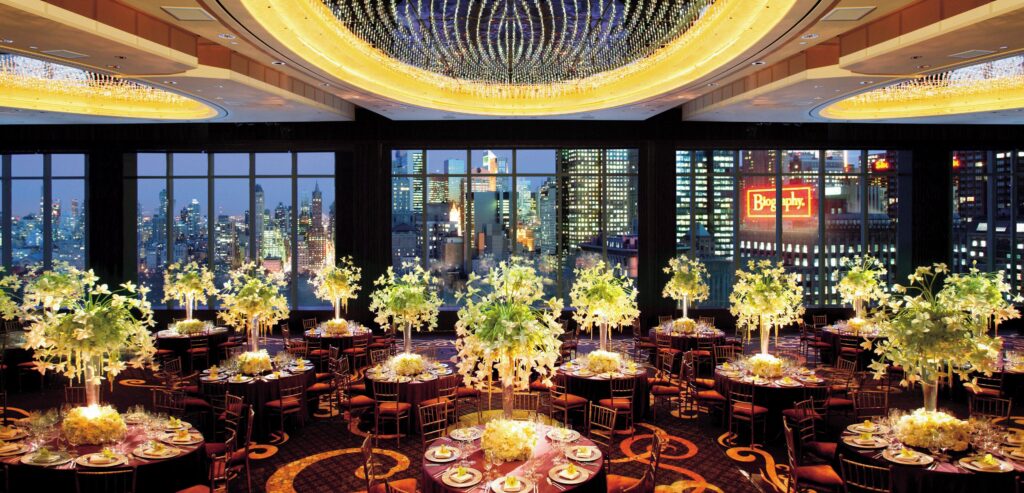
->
(819, 55, 1024, 120)
(0, 54, 219, 120)
(238, 0, 802, 116)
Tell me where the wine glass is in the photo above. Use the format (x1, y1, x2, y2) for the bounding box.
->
(483, 450, 495, 480)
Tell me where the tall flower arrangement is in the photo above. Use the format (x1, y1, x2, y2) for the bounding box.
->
(570, 260, 639, 352)
(369, 259, 441, 354)
(836, 255, 888, 319)
(937, 265, 1021, 336)
(311, 256, 362, 321)
(869, 263, 1005, 411)
(729, 260, 805, 355)
(662, 255, 709, 319)
(21, 263, 156, 407)
(0, 267, 21, 322)
(162, 261, 217, 335)
(218, 262, 289, 352)
(455, 257, 564, 418)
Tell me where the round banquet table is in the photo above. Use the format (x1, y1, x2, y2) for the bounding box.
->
(713, 367, 827, 437)
(155, 327, 231, 364)
(200, 367, 316, 440)
(303, 324, 372, 352)
(557, 367, 649, 423)
(837, 439, 1021, 493)
(649, 326, 726, 353)
(421, 424, 607, 493)
(819, 325, 886, 368)
(364, 372, 451, 432)
(3, 422, 205, 493)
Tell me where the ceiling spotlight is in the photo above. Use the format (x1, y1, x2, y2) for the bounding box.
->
(106, 64, 120, 69)
(858, 80, 874, 85)
(800, 33, 819, 40)
(320, 82, 330, 87)
(218, 33, 237, 40)
(916, 64, 931, 69)
(910, 55, 922, 60)
(28, 46, 38, 50)
(999, 46, 1008, 50)
(751, 60, 766, 66)
(115, 55, 127, 60)
(799, 41, 807, 45)
(163, 80, 177, 85)
(1, 39, 13, 44)
(230, 42, 238, 45)
(707, 82, 717, 87)
(271, 61, 286, 66)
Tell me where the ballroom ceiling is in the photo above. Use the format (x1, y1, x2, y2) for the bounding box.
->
(0, 0, 1021, 123)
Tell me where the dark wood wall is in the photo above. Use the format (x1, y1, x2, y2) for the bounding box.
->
(2, 109, 1022, 331)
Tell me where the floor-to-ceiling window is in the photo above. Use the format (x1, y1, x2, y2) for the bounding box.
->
(952, 149, 1021, 297)
(0, 153, 87, 273)
(391, 148, 639, 304)
(676, 148, 902, 307)
(132, 152, 335, 309)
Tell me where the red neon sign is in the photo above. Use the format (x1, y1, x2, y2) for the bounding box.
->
(874, 159, 890, 171)
(745, 185, 815, 219)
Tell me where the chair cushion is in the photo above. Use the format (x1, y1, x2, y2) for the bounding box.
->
(806, 441, 837, 461)
(597, 398, 633, 410)
(825, 397, 853, 409)
(368, 343, 390, 349)
(182, 385, 201, 395)
(156, 349, 176, 355)
(420, 397, 452, 406)
(637, 342, 658, 349)
(456, 387, 481, 398)
(16, 362, 36, 369)
(529, 380, 552, 392)
(792, 464, 843, 488)
(695, 378, 716, 389)
(650, 385, 681, 396)
(184, 397, 211, 409)
(306, 382, 332, 393)
(342, 348, 366, 355)
(647, 377, 672, 387)
(177, 485, 211, 493)
(552, 394, 588, 407)
(187, 348, 208, 354)
(691, 350, 712, 357)
(377, 402, 412, 414)
(606, 473, 641, 493)
(315, 372, 333, 382)
(266, 397, 301, 410)
(808, 341, 832, 349)
(782, 408, 822, 421)
(731, 402, 769, 416)
(696, 390, 726, 402)
(341, 395, 376, 408)
(840, 347, 862, 355)
(349, 383, 368, 395)
(217, 341, 242, 349)
(658, 348, 682, 355)
(966, 385, 1000, 397)
(309, 349, 330, 357)
(369, 478, 418, 493)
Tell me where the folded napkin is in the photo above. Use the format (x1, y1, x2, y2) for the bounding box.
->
(449, 469, 473, 484)
(432, 446, 453, 459)
(558, 466, 581, 480)
(89, 454, 114, 465)
(574, 446, 593, 458)
(853, 437, 877, 445)
(501, 476, 522, 492)
(972, 459, 1002, 470)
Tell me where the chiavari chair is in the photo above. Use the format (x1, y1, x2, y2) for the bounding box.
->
(511, 392, 540, 421)
(658, 315, 673, 326)
(187, 336, 210, 371)
(632, 320, 657, 363)
(75, 468, 137, 493)
(612, 432, 662, 493)
(783, 419, 843, 493)
(417, 401, 450, 448)
(344, 333, 371, 369)
(373, 379, 411, 446)
(684, 359, 726, 426)
(361, 435, 419, 493)
(651, 363, 683, 423)
(421, 374, 459, 424)
(969, 395, 1013, 422)
(302, 318, 319, 333)
(965, 373, 1005, 398)
(598, 377, 636, 435)
(335, 361, 375, 421)
(812, 315, 828, 330)
(728, 381, 767, 446)
(587, 403, 617, 450)
(786, 410, 836, 463)
(714, 345, 741, 366)
(839, 453, 892, 493)
(152, 388, 187, 417)
(266, 378, 305, 436)
(851, 390, 889, 421)
(549, 374, 587, 427)
(65, 385, 87, 406)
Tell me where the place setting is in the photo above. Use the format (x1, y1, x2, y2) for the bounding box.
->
(76, 447, 130, 468)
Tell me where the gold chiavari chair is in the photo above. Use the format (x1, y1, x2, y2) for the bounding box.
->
(698, 316, 715, 327)
(787, 410, 837, 463)
(839, 453, 892, 493)
(685, 359, 726, 426)
(587, 403, 617, 450)
(511, 392, 540, 421)
(187, 336, 210, 371)
(783, 419, 843, 493)
(658, 315, 674, 326)
(610, 432, 662, 493)
(851, 391, 889, 421)
(812, 315, 828, 330)
(969, 395, 1013, 422)
(75, 468, 137, 493)
(598, 377, 636, 435)
(369, 349, 390, 367)
(421, 375, 459, 424)
(728, 381, 767, 447)
(417, 401, 450, 448)
(373, 379, 411, 446)
(965, 373, 1005, 397)
(152, 388, 187, 417)
(361, 435, 419, 493)
(266, 379, 305, 436)
(344, 334, 371, 369)
(302, 318, 319, 333)
(714, 345, 741, 366)
(549, 374, 587, 427)
(335, 360, 375, 421)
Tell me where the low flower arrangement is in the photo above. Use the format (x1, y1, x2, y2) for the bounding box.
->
(172, 319, 209, 336)
(323, 319, 350, 335)
(746, 353, 784, 378)
(846, 317, 869, 334)
(671, 318, 697, 334)
(894, 409, 971, 452)
(481, 419, 537, 462)
(237, 350, 272, 375)
(62, 405, 127, 446)
(585, 350, 623, 374)
(388, 352, 426, 377)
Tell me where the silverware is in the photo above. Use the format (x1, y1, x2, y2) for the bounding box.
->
(546, 477, 566, 491)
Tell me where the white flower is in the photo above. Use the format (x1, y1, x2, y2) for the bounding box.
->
(481, 419, 537, 462)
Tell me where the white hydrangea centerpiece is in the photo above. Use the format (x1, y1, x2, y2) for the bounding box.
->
(388, 352, 426, 376)
(894, 409, 971, 452)
(481, 419, 537, 462)
(323, 318, 350, 335)
(62, 405, 127, 446)
(671, 317, 697, 334)
(172, 319, 210, 336)
(585, 350, 623, 374)
(747, 353, 784, 378)
(236, 350, 273, 375)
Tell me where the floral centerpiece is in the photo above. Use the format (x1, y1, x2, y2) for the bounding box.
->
(894, 408, 972, 452)
(584, 350, 623, 374)
(323, 318, 350, 336)
(370, 259, 441, 354)
(311, 256, 362, 326)
(869, 264, 1005, 411)
(663, 255, 709, 320)
(387, 352, 426, 377)
(729, 260, 805, 355)
(836, 255, 888, 321)
(746, 353, 784, 378)
(937, 265, 1022, 336)
(162, 261, 217, 322)
(671, 318, 697, 334)
(570, 260, 639, 352)
(480, 419, 537, 462)
(62, 405, 127, 446)
(218, 262, 289, 353)
(455, 257, 564, 418)
(171, 319, 211, 336)
(236, 349, 273, 375)
(21, 263, 156, 407)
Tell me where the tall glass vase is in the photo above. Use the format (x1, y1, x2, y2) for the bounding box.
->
(681, 294, 688, 319)
(921, 379, 938, 412)
(404, 321, 413, 354)
(334, 300, 341, 321)
(598, 322, 609, 351)
(501, 384, 514, 420)
(759, 319, 771, 355)
(249, 315, 260, 352)
(185, 294, 194, 321)
(853, 299, 865, 319)
(84, 362, 101, 407)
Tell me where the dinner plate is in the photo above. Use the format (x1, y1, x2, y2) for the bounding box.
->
(0, 443, 29, 457)
(841, 436, 887, 449)
(263, 372, 292, 380)
(489, 475, 532, 493)
(1001, 446, 1024, 461)
(958, 456, 1014, 473)
(133, 445, 181, 460)
(425, 446, 461, 462)
(20, 451, 71, 466)
(566, 446, 602, 462)
(417, 374, 437, 382)
(440, 467, 482, 488)
(546, 429, 581, 442)
(227, 376, 254, 384)
(775, 379, 802, 387)
(76, 453, 129, 468)
(573, 370, 594, 377)
(548, 464, 591, 484)
(160, 432, 203, 445)
(200, 374, 228, 382)
(450, 428, 483, 441)
(881, 449, 933, 466)
(847, 423, 890, 435)
(395, 376, 412, 383)
(164, 420, 191, 431)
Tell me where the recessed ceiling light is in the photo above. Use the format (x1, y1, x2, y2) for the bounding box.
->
(1, 39, 13, 44)
(106, 64, 120, 69)
(813, 97, 823, 100)
(230, 42, 238, 45)
(800, 33, 819, 40)
(28, 46, 38, 50)
(115, 55, 127, 60)
(160, 6, 215, 21)
(707, 82, 717, 87)
(999, 46, 1008, 50)
(799, 42, 807, 45)
(949, 49, 995, 59)
(271, 61, 286, 66)
(751, 60, 766, 66)
(910, 55, 922, 60)
(217, 33, 237, 40)
(821, 6, 876, 22)
(163, 80, 177, 85)
(916, 64, 931, 69)
(320, 82, 330, 87)
(858, 81, 874, 85)
(42, 49, 88, 59)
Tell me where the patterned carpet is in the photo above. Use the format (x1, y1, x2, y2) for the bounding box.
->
(5, 330, 1022, 493)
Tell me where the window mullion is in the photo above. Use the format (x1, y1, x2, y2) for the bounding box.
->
(1, 155, 10, 269)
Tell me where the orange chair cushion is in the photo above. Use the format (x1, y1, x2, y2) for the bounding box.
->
(650, 385, 681, 396)
(266, 397, 301, 410)
(315, 372, 333, 382)
(341, 395, 376, 408)
(186, 348, 208, 354)
(529, 380, 552, 392)
(696, 390, 726, 401)
(552, 394, 588, 407)
(658, 348, 682, 354)
(695, 378, 716, 389)
(731, 402, 769, 416)
(691, 350, 712, 357)
(184, 397, 211, 409)
(420, 397, 452, 406)
(597, 398, 633, 410)
(377, 402, 412, 414)
(369, 478, 418, 493)
(306, 382, 332, 393)
(343, 348, 366, 355)
(806, 440, 837, 461)
(825, 397, 853, 409)
(606, 474, 641, 493)
(782, 408, 821, 421)
(792, 464, 843, 488)
(456, 387, 481, 398)
(309, 349, 330, 357)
